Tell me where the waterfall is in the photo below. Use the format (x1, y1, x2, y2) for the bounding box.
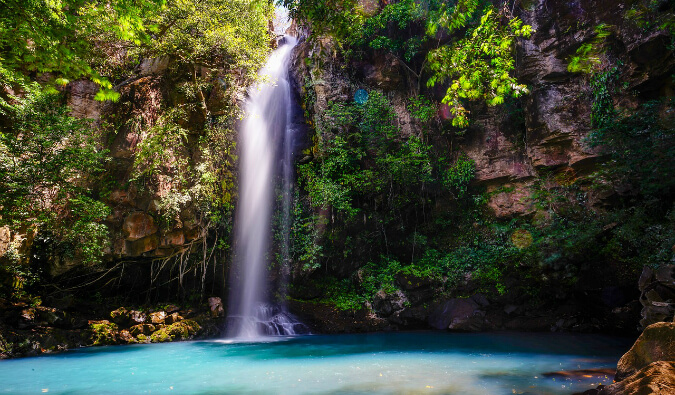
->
(226, 35, 308, 340)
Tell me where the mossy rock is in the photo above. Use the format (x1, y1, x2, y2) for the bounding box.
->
(615, 322, 675, 381)
(149, 320, 200, 343)
(89, 320, 119, 346)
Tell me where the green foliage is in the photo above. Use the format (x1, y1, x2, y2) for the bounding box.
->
(567, 24, 613, 73)
(301, 92, 443, 218)
(282, 0, 363, 42)
(89, 321, 119, 346)
(427, 6, 532, 127)
(350, 0, 439, 61)
(625, 0, 675, 44)
(589, 66, 620, 129)
(0, 87, 110, 266)
(587, 99, 675, 199)
(139, 0, 273, 78)
(407, 95, 437, 123)
(317, 277, 365, 311)
(441, 153, 475, 198)
(0, 0, 166, 101)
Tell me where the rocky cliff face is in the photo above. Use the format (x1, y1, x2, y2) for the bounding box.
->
(286, 1, 674, 333)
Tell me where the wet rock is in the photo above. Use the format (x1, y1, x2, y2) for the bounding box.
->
(118, 329, 135, 344)
(129, 323, 156, 337)
(287, 300, 388, 333)
(110, 308, 146, 326)
(595, 361, 675, 395)
(615, 321, 675, 381)
(66, 80, 102, 120)
(149, 320, 201, 343)
(165, 313, 183, 325)
(208, 297, 224, 318)
(89, 320, 119, 346)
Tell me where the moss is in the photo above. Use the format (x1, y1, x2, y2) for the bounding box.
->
(149, 320, 200, 343)
(89, 321, 118, 346)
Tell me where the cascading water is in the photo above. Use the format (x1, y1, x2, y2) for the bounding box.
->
(226, 35, 308, 340)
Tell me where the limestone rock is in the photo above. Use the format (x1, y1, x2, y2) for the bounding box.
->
(615, 322, 675, 381)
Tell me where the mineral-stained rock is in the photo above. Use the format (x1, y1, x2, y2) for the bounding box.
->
(126, 234, 160, 256)
(615, 321, 675, 381)
(122, 212, 159, 241)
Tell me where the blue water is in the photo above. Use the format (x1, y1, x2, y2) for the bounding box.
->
(0, 332, 631, 394)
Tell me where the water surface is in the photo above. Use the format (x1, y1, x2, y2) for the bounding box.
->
(0, 332, 631, 394)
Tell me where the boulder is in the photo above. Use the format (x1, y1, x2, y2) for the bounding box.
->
(638, 265, 675, 329)
(372, 289, 408, 317)
(129, 323, 155, 337)
(595, 361, 675, 395)
(165, 313, 183, 325)
(149, 311, 167, 324)
(615, 322, 675, 381)
(428, 298, 484, 331)
(149, 320, 201, 343)
(110, 308, 146, 326)
(118, 329, 135, 344)
(208, 297, 224, 318)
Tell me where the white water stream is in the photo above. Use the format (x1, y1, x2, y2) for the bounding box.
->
(226, 36, 307, 340)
